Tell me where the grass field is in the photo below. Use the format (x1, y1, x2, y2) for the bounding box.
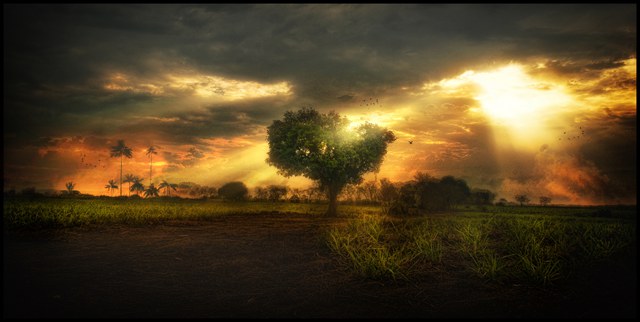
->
(4, 197, 636, 289)
(327, 204, 636, 286)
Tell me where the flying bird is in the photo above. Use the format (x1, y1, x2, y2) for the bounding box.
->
(408, 140, 413, 144)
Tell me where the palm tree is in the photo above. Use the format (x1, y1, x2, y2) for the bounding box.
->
(110, 140, 133, 197)
(144, 183, 160, 198)
(65, 182, 75, 194)
(105, 179, 118, 197)
(159, 179, 178, 197)
(146, 145, 158, 185)
(130, 177, 145, 197)
(123, 173, 136, 197)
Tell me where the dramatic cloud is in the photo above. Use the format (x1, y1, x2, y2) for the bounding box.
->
(3, 4, 636, 204)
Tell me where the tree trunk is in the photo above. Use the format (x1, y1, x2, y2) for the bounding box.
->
(120, 156, 123, 197)
(326, 185, 339, 217)
(150, 155, 153, 184)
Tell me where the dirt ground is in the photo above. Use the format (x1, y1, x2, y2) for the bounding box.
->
(3, 212, 636, 318)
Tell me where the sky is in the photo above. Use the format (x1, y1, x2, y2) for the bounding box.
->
(3, 4, 637, 205)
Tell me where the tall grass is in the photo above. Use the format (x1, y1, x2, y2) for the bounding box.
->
(410, 220, 445, 263)
(326, 215, 416, 280)
(326, 208, 636, 286)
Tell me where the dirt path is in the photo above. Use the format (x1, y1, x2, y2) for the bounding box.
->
(3, 213, 636, 318)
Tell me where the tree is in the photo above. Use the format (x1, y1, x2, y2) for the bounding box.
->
(123, 174, 137, 197)
(63, 182, 79, 195)
(361, 180, 379, 203)
(289, 188, 302, 203)
(267, 107, 396, 216)
(385, 173, 471, 215)
(266, 184, 288, 202)
(105, 179, 118, 197)
(341, 184, 358, 203)
(254, 186, 269, 201)
(146, 145, 158, 184)
(130, 177, 145, 196)
(470, 188, 496, 205)
(379, 178, 399, 214)
(515, 194, 530, 206)
(218, 181, 249, 201)
(438, 175, 471, 210)
(539, 196, 552, 206)
(144, 183, 160, 198)
(159, 180, 178, 197)
(110, 140, 133, 197)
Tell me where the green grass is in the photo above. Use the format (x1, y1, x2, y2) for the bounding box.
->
(3, 197, 329, 229)
(4, 197, 636, 288)
(326, 215, 416, 280)
(327, 206, 636, 286)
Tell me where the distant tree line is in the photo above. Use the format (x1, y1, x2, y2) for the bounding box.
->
(3, 177, 555, 211)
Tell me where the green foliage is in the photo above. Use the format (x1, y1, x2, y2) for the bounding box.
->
(218, 181, 249, 201)
(266, 107, 395, 216)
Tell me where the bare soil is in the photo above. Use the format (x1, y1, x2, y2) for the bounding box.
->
(3, 212, 636, 318)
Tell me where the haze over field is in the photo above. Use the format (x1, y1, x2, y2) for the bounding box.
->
(3, 4, 636, 205)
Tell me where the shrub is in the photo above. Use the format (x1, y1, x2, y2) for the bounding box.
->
(218, 181, 249, 201)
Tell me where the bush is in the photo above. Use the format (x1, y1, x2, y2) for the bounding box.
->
(218, 181, 249, 201)
(387, 173, 472, 215)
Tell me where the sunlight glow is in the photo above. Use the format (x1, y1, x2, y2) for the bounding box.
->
(346, 112, 405, 130)
(469, 64, 571, 125)
(424, 63, 575, 151)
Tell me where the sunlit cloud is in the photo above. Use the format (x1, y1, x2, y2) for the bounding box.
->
(104, 72, 293, 101)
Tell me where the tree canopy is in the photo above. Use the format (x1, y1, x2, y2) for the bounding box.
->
(267, 107, 396, 216)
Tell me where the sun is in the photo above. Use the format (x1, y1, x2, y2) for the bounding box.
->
(469, 64, 571, 127)
(439, 63, 575, 150)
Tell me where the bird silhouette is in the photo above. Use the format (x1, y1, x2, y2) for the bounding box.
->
(408, 140, 413, 144)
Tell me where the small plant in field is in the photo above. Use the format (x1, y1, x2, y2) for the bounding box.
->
(457, 223, 489, 255)
(469, 250, 508, 280)
(579, 223, 633, 261)
(326, 216, 415, 280)
(516, 253, 563, 285)
(412, 232, 444, 263)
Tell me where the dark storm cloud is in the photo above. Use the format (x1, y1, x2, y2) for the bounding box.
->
(112, 96, 292, 147)
(577, 111, 637, 194)
(5, 4, 635, 105)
